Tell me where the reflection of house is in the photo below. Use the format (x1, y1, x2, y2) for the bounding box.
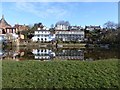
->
(56, 30, 84, 42)
(56, 49, 84, 60)
(32, 28, 55, 42)
(85, 25, 101, 31)
(32, 49, 55, 60)
(0, 49, 4, 58)
(0, 34, 6, 41)
(0, 49, 20, 60)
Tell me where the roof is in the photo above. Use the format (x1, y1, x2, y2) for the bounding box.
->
(85, 25, 101, 28)
(0, 15, 11, 29)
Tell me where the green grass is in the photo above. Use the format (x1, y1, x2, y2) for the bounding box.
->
(2, 59, 120, 89)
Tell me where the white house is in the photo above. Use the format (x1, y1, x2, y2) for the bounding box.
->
(55, 24, 69, 30)
(55, 30, 84, 42)
(85, 25, 101, 31)
(70, 26, 83, 30)
(55, 21, 70, 30)
(32, 28, 55, 42)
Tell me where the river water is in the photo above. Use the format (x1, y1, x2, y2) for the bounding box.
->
(0, 46, 119, 61)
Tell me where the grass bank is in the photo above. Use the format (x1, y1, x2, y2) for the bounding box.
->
(2, 59, 119, 89)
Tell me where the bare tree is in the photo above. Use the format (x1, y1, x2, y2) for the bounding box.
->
(103, 21, 117, 29)
(55, 20, 70, 26)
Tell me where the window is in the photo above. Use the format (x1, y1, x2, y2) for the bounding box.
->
(37, 38, 40, 41)
(44, 49, 46, 52)
(45, 38, 47, 41)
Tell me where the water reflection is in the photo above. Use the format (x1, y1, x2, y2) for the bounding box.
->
(0, 47, 119, 61)
(32, 49, 55, 60)
(55, 49, 84, 60)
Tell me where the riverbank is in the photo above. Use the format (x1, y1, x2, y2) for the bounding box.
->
(2, 59, 119, 89)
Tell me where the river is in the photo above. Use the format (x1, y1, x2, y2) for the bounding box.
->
(0, 46, 119, 61)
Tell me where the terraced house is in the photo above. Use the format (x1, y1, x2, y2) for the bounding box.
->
(55, 30, 84, 42)
(54, 21, 84, 42)
(32, 27, 84, 43)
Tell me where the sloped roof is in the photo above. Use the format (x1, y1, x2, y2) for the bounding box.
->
(0, 15, 11, 29)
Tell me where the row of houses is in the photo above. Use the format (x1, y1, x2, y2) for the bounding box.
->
(0, 15, 29, 34)
(0, 15, 102, 43)
(0, 15, 30, 44)
(31, 27, 85, 42)
(31, 24, 101, 42)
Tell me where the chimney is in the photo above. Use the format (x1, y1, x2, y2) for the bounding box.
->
(2, 14, 4, 19)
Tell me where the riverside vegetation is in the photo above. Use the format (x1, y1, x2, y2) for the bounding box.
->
(2, 59, 119, 89)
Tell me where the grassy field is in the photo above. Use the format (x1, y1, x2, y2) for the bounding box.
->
(2, 59, 119, 89)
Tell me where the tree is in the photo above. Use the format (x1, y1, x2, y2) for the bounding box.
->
(50, 24, 54, 29)
(55, 20, 70, 26)
(103, 21, 117, 30)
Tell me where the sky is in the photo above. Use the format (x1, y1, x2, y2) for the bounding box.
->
(0, 2, 118, 28)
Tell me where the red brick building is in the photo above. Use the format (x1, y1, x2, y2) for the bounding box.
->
(0, 15, 17, 34)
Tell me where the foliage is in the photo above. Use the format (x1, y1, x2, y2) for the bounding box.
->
(100, 29, 120, 44)
(55, 20, 70, 26)
(103, 21, 117, 29)
(2, 59, 119, 89)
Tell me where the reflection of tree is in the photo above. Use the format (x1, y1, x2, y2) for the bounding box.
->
(84, 48, 119, 60)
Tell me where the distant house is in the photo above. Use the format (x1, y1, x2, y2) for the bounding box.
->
(70, 26, 83, 31)
(0, 15, 18, 34)
(85, 25, 101, 31)
(55, 30, 84, 42)
(6, 27, 17, 34)
(14, 24, 29, 31)
(55, 21, 70, 30)
(0, 15, 11, 29)
(32, 28, 55, 42)
(55, 24, 69, 30)
(0, 15, 18, 41)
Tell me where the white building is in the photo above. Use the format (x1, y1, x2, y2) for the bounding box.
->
(55, 24, 69, 30)
(70, 26, 83, 30)
(85, 26, 101, 31)
(55, 21, 70, 30)
(32, 29, 55, 42)
(55, 30, 84, 42)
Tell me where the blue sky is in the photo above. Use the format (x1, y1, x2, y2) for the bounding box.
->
(1, 2, 118, 27)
